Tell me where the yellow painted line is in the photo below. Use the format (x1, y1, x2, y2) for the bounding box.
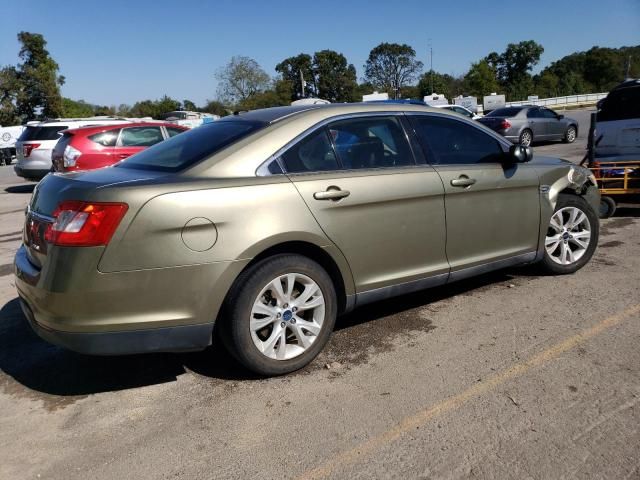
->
(299, 304, 640, 480)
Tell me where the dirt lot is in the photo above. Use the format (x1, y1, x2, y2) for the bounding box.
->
(1, 113, 639, 480)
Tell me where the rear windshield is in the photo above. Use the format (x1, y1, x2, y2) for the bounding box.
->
(18, 125, 69, 141)
(116, 120, 265, 172)
(486, 107, 523, 117)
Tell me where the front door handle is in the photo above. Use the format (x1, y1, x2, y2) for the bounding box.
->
(313, 187, 350, 201)
(450, 176, 476, 187)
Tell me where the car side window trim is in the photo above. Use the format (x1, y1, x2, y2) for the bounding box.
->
(256, 111, 422, 176)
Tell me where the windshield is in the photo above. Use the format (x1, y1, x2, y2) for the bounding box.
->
(487, 107, 523, 117)
(117, 120, 265, 172)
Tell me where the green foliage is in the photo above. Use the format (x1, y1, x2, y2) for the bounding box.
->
(216, 56, 270, 105)
(0, 66, 21, 125)
(417, 70, 463, 99)
(182, 99, 197, 111)
(15, 32, 65, 120)
(201, 100, 229, 117)
(462, 60, 500, 98)
(483, 40, 544, 101)
(364, 43, 423, 99)
(312, 50, 357, 102)
(62, 98, 94, 117)
(129, 95, 181, 119)
(275, 54, 315, 100)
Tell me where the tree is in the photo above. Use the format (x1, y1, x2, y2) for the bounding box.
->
(275, 54, 315, 100)
(216, 56, 270, 105)
(484, 40, 544, 100)
(201, 100, 229, 117)
(0, 66, 21, 125)
(462, 60, 500, 98)
(14, 32, 65, 120)
(182, 99, 197, 111)
(128, 95, 180, 118)
(364, 43, 423, 99)
(534, 71, 560, 98)
(312, 50, 357, 102)
(62, 98, 94, 117)
(417, 70, 463, 99)
(583, 47, 624, 91)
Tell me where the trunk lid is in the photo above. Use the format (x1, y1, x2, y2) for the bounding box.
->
(477, 116, 506, 131)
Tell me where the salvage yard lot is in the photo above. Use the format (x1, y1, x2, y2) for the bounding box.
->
(0, 110, 639, 479)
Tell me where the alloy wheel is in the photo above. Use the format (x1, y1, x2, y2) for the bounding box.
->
(545, 207, 592, 265)
(566, 127, 576, 142)
(520, 130, 532, 146)
(250, 273, 325, 360)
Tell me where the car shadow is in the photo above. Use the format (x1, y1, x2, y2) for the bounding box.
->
(613, 206, 640, 218)
(5, 184, 35, 194)
(0, 268, 529, 400)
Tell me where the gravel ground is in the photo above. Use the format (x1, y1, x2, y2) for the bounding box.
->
(0, 110, 638, 479)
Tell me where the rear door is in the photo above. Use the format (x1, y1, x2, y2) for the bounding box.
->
(283, 114, 449, 293)
(115, 126, 164, 161)
(408, 113, 540, 274)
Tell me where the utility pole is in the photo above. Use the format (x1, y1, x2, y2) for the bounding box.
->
(428, 39, 434, 94)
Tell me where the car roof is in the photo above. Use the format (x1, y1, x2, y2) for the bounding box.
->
(64, 122, 185, 135)
(223, 102, 454, 125)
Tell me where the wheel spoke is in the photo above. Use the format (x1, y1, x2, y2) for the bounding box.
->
(296, 283, 320, 307)
(261, 325, 284, 357)
(269, 278, 287, 304)
(295, 317, 321, 336)
(292, 324, 313, 349)
(284, 273, 295, 299)
(550, 215, 563, 232)
(275, 328, 288, 360)
(545, 233, 561, 246)
(569, 211, 586, 229)
(570, 237, 588, 249)
(252, 302, 277, 317)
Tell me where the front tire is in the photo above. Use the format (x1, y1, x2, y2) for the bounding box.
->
(219, 254, 337, 376)
(540, 194, 599, 275)
(519, 129, 533, 147)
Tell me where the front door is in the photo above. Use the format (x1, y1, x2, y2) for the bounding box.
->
(408, 113, 541, 273)
(282, 115, 449, 293)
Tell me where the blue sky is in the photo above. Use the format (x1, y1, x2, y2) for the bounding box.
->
(1, 0, 639, 106)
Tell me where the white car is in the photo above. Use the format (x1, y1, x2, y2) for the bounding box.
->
(0, 125, 25, 166)
(433, 104, 482, 120)
(15, 117, 140, 181)
(595, 79, 640, 161)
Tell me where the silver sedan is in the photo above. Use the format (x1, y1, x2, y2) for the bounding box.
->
(478, 106, 578, 146)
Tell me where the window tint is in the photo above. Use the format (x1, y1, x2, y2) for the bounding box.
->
(89, 129, 120, 147)
(117, 120, 264, 172)
(166, 127, 185, 137)
(18, 125, 69, 141)
(411, 115, 504, 165)
(598, 87, 640, 122)
(540, 108, 557, 119)
(280, 129, 339, 173)
(120, 127, 164, 147)
(487, 107, 523, 117)
(526, 108, 542, 118)
(328, 116, 413, 169)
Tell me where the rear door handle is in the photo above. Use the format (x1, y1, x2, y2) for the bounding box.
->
(313, 188, 350, 201)
(450, 176, 476, 187)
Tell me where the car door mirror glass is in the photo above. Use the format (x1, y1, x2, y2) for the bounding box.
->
(508, 144, 533, 163)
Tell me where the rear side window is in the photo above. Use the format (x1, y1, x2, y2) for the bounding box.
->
(487, 107, 522, 117)
(117, 120, 265, 172)
(166, 127, 185, 137)
(120, 127, 164, 147)
(280, 129, 339, 173)
(18, 125, 69, 141)
(410, 115, 504, 165)
(598, 87, 640, 122)
(328, 116, 414, 169)
(89, 129, 120, 147)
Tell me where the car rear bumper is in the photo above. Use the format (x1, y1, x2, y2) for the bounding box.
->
(13, 244, 244, 355)
(14, 165, 50, 180)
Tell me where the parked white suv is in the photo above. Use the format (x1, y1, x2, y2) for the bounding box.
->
(595, 79, 640, 161)
(14, 117, 139, 181)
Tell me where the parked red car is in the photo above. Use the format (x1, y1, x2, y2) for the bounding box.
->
(52, 122, 188, 172)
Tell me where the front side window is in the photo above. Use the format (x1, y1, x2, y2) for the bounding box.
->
(166, 127, 185, 137)
(526, 108, 542, 118)
(410, 115, 504, 165)
(89, 129, 120, 147)
(120, 127, 164, 147)
(540, 108, 558, 119)
(328, 116, 413, 169)
(280, 129, 339, 173)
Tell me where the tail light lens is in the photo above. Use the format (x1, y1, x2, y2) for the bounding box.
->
(500, 119, 511, 130)
(23, 143, 41, 157)
(63, 145, 82, 167)
(45, 201, 128, 246)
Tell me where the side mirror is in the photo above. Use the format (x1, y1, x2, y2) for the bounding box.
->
(508, 144, 533, 163)
(557, 114, 564, 120)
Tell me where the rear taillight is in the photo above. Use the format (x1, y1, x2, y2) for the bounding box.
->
(63, 145, 82, 167)
(500, 119, 511, 130)
(45, 201, 128, 247)
(23, 143, 41, 157)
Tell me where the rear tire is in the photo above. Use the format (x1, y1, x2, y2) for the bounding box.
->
(219, 254, 337, 376)
(564, 125, 577, 143)
(519, 129, 533, 146)
(539, 194, 599, 275)
(598, 196, 617, 219)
